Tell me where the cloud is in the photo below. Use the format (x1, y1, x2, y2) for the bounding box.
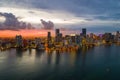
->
(40, 19, 54, 30)
(0, 12, 35, 30)
(0, 13, 19, 27)
(1, 0, 120, 22)
(1, 0, 120, 16)
(0, 0, 120, 32)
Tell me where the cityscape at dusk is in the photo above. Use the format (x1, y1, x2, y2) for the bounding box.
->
(0, 0, 120, 80)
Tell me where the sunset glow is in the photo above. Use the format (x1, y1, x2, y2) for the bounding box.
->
(0, 30, 49, 38)
(0, 29, 81, 38)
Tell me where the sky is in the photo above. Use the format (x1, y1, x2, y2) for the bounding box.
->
(0, 0, 120, 37)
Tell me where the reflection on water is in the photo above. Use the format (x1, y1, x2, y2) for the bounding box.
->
(0, 45, 120, 80)
(35, 50, 44, 58)
(16, 49, 23, 57)
(55, 50, 60, 65)
(47, 52, 52, 64)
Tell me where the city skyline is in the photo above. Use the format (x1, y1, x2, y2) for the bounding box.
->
(0, 28, 119, 51)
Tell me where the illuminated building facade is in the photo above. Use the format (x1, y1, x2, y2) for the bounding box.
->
(15, 35, 23, 47)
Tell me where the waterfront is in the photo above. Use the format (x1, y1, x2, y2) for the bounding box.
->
(0, 45, 119, 80)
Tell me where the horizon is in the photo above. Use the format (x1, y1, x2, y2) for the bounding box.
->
(0, 29, 118, 39)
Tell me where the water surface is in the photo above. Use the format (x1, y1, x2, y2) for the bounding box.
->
(0, 45, 120, 80)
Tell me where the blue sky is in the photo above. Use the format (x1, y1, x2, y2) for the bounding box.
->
(0, 0, 120, 33)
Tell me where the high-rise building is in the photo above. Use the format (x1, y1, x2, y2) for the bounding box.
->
(82, 28, 86, 37)
(15, 35, 23, 47)
(59, 33, 62, 38)
(47, 32, 51, 42)
(48, 32, 51, 37)
(55, 29, 60, 42)
(104, 33, 112, 42)
(72, 36, 75, 43)
(75, 35, 81, 44)
(56, 29, 60, 37)
(59, 33, 63, 41)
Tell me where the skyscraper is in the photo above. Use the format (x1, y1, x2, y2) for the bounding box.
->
(15, 35, 23, 48)
(82, 28, 86, 37)
(55, 29, 60, 42)
(56, 29, 60, 37)
(47, 32, 51, 42)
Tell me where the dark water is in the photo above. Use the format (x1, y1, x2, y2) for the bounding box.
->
(0, 45, 120, 80)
